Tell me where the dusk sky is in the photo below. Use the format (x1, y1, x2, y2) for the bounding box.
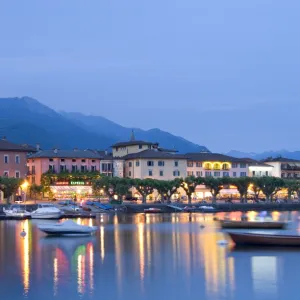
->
(0, 0, 299, 152)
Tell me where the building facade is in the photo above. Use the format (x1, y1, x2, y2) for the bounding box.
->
(0, 138, 36, 179)
(264, 157, 300, 179)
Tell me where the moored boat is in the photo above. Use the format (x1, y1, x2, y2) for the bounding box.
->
(183, 206, 197, 212)
(227, 232, 300, 247)
(144, 208, 162, 213)
(38, 220, 98, 236)
(3, 205, 31, 218)
(220, 220, 287, 229)
(31, 203, 63, 219)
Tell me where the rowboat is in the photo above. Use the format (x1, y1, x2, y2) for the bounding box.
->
(228, 232, 300, 247)
(144, 208, 162, 213)
(220, 220, 286, 229)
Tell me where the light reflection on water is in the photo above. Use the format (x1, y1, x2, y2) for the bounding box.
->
(0, 212, 300, 299)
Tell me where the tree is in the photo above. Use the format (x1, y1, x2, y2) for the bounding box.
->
(284, 180, 300, 201)
(0, 177, 23, 204)
(92, 176, 121, 200)
(29, 184, 44, 201)
(132, 178, 156, 203)
(203, 177, 229, 203)
(255, 176, 285, 202)
(114, 178, 131, 200)
(231, 177, 252, 203)
(180, 176, 198, 204)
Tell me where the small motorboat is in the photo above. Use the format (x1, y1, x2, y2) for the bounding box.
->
(183, 206, 197, 212)
(31, 203, 63, 219)
(220, 220, 287, 229)
(227, 232, 300, 247)
(3, 205, 31, 218)
(199, 206, 216, 212)
(144, 208, 162, 213)
(38, 220, 98, 236)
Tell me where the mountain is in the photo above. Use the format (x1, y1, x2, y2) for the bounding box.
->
(60, 111, 208, 153)
(0, 97, 207, 152)
(226, 150, 300, 160)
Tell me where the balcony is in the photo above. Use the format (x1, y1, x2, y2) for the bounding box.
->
(281, 164, 300, 171)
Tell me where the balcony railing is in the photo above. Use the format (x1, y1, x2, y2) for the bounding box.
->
(281, 165, 300, 171)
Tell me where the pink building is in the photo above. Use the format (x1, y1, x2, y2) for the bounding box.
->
(0, 138, 36, 179)
(27, 148, 103, 185)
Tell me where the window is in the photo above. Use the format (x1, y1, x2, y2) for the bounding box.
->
(204, 163, 212, 170)
(61, 158, 65, 162)
(81, 159, 86, 163)
(32, 176, 35, 184)
(129, 171, 132, 176)
(49, 158, 53, 162)
(92, 159, 95, 163)
(3, 171, 8, 177)
(129, 162, 132, 167)
(266, 171, 269, 176)
(187, 162, 193, 167)
(102, 163, 107, 172)
(222, 163, 229, 170)
(240, 172, 247, 177)
(158, 161, 165, 167)
(81, 165, 87, 172)
(159, 170, 164, 176)
(72, 165, 77, 172)
(60, 165, 66, 172)
(147, 161, 154, 167)
(196, 162, 202, 167)
(15, 155, 20, 164)
(15, 171, 20, 178)
(252, 171, 255, 176)
(91, 166, 96, 172)
(187, 171, 194, 176)
(214, 172, 221, 177)
(205, 171, 212, 177)
(4, 155, 8, 164)
(148, 170, 153, 176)
(173, 170, 180, 176)
(196, 171, 202, 177)
(233, 172, 237, 177)
(174, 161, 179, 167)
(49, 165, 55, 172)
(223, 172, 230, 177)
(232, 163, 238, 168)
(136, 161, 140, 167)
(240, 163, 246, 168)
(72, 159, 76, 162)
(116, 147, 119, 152)
(213, 163, 221, 170)
(139, 145, 143, 149)
(32, 166, 36, 174)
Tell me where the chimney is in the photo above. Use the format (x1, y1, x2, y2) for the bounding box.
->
(36, 143, 40, 151)
(2, 136, 6, 141)
(53, 148, 58, 154)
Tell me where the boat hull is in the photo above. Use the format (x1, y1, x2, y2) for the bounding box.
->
(31, 212, 62, 219)
(228, 232, 300, 247)
(38, 227, 97, 236)
(220, 220, 286, 229)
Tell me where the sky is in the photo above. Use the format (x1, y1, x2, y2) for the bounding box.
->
(0, 0, 299, 153)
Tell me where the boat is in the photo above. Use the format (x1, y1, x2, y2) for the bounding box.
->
(227, 231, 300, 247)
(199, 205, 216, 212)
(38, 220, 98, 236)
(183, 206, 198, 212)
(3, 205, 31, 218)
(31, 203, 63, 219)
(220, 220, 287, 229)
(144, 208, 162, 213)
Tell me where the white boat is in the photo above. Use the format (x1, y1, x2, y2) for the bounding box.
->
(3, 204, 31, 218)
(38, 220, 98, 236)
(31, 203, 63, 219)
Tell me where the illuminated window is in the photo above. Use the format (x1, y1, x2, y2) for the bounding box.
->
(204, 163, 212, 170)
(222, 163, 229, 170)
(214, 163, 221, 170)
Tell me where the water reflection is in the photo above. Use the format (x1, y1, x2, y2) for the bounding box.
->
(1, 212, 300, 299)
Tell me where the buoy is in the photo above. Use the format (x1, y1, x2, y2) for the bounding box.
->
(217, 240, 228, 246)
(20, 229, 26, 238)
(200, 224, 205, 229)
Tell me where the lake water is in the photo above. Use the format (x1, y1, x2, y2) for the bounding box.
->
(1, 211, 300, 300)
